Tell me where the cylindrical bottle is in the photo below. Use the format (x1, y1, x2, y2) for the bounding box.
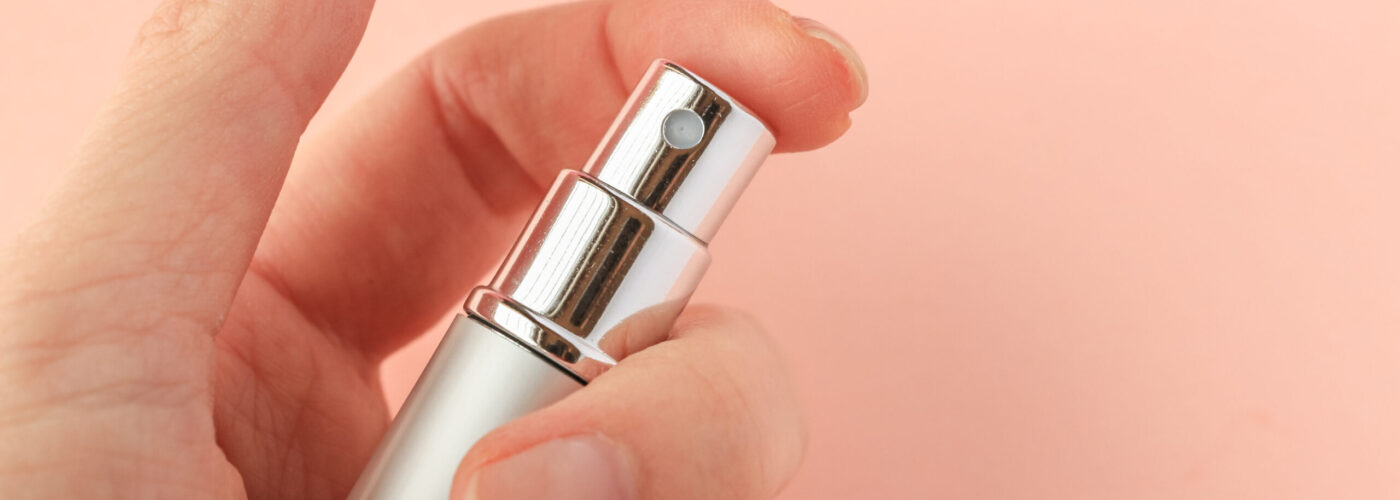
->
(348, 60, 775, 499)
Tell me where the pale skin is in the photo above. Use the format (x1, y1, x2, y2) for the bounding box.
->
(0, 0, 867, 498)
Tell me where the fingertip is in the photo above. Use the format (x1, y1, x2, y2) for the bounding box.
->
(455, 434, 636, 500)
(793, 16, 869, 109)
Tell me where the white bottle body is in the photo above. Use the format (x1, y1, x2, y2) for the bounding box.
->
(348, 315, 583, 500)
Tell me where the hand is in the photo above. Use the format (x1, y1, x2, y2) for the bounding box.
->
(0, 0, 866, 498)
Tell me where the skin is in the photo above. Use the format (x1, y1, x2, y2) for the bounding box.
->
(0, 0, 865, 498)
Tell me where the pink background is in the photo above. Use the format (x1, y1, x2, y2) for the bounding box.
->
(3, 1, 1398, 498)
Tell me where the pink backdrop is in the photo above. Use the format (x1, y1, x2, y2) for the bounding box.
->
(3, 1, 1398, 498)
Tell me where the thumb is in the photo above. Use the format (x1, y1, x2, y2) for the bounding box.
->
(451, 306, 807, 500)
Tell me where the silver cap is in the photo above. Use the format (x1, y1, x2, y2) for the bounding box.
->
(465, 60, 775, 381)
(585, 61, 775, 242)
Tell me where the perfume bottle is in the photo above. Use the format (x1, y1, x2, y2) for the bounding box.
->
(349, 60, 775, 499)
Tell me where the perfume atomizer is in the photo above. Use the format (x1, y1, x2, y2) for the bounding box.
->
(464, 61, 776, 381)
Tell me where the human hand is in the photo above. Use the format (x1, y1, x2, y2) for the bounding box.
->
(0, 0, 865, 498)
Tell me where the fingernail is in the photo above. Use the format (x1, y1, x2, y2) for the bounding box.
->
(457, 435, 634, 500)
(794, 17, 869, 107)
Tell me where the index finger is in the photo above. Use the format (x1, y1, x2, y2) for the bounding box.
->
(253, 0, 869, 357)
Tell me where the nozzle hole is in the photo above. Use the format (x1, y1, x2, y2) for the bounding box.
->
(662, 109, 704, 149)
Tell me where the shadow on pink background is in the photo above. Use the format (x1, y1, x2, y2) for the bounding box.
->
(3, 1, 1398, 498)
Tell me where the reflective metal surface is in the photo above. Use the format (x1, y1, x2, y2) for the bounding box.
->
(351, 59, 777, 500)
(585, 62, 775, 242)
(467, 172, 708, 381)
(347, 315, 581, 500)
(464, 60, 775, 381)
